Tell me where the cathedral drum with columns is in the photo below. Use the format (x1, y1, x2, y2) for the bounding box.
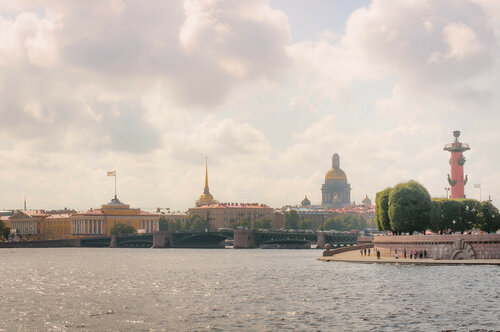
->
(321, 153, 351, 208)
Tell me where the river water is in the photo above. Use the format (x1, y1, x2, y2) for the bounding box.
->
(0, 248, 499, 331)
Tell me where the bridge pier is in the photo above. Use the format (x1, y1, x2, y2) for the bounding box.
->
(152, 231, 171, 248)
(317, 231, 326, 249)
(234, 229, 257, 248)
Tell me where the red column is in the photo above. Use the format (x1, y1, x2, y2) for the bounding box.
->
(450, 150, 464, 198)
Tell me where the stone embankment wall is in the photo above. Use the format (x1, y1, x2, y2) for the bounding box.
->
(374, 234, 500, 260)
(0, 239, 81, 248)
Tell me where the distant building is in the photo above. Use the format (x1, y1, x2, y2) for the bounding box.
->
(71, 196, 159, 236)
(189, 202, 273, 229)
(321, 153, 351, 208)
(8, 210, 49, 239)
(160, 211, 190, 225)
(190, 158, 273, 228)
(279, 204, 332, 230)
(361, 194, 372, 207)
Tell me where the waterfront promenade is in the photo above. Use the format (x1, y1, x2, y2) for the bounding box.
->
(318, 250, 500, 265)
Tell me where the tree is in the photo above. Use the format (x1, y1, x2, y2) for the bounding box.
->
(299, 219, 313, 230)
(476, 201, 500, 233)
(429, 200, 444, 233)
(253, 218, 272, 230)
(232, 219, 251, 229)
(0, 220, 9, 240)
(388, 181, 431, 234)
(110, 223, 136, 235)
(159, 216, 169, 231)
(456, 199, 480, 233)
(375, 187, 392, 231)
(284, 210, 299, 229)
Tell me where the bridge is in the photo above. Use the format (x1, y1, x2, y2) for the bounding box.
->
(0, 230, 358, 249)
(233, 229, 357, 249)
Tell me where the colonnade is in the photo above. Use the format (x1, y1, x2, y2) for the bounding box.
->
(141, 220, 158, 233)
(71, 220, 104, 235)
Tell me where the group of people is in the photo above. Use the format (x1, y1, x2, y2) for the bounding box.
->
(360, 247, 429, 260)
(360, 248, 382, 259)
(394, 248, 428, 259)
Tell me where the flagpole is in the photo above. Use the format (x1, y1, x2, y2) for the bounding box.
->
(115, 172, 117, 198)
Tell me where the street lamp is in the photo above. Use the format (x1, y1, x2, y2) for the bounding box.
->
(444, 187, 450, 199)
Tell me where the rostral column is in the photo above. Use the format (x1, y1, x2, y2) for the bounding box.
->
(443, 130, 470, 198)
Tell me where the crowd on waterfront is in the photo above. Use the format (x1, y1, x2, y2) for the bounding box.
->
(359, 247, 428, 259)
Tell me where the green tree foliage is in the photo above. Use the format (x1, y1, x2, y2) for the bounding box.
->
(429, 200, 444, 233)
(0, 220, 9, 240)
(253, 218, 272, 230)
(232, 218, 272, 230)
(232, 219, 251, 229)
(455, 199, 480, 233)
(388, 181, 431, 234)
(284, 210, 299, 229)
(476, 201, 500, 233)
(299, 219, 313, 230)
(159, 216, 169, 231)
(190, 215, 210, 231)
(429, 198, 460, 233)
(320, 214, 368, 232)
(375, 187, 392, 231)
(110, 222, 136, 235)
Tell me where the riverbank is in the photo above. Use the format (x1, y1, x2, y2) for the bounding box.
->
(317, 250, 500, 265)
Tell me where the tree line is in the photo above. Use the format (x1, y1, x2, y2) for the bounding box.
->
(158, 215, 211, 232)
(376, 180, 500, 234)
(319, 214, 373, 232)
(0, 220, 10, 240)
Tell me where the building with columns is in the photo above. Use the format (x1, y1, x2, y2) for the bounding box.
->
(321, 153, 351, 208)
(70, 196, 159, 237)
(8, 210, 49, 239)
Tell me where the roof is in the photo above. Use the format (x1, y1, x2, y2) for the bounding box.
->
(190, 202, 271, 210)
(325, 167, 347, 181)
(45, 214, 73, 219)
(74, 208, 159, 216)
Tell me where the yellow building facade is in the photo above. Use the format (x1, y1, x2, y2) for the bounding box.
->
(70, 196, 159, 237)
(8, 210, 49, 239)
(40, 213, 74, 240)
(7, 197, 160, 240)
(189, 203, 273, 229)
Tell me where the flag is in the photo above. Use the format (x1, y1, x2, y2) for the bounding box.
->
(107, 171, 116, 177)
(474, 184, 481, 189)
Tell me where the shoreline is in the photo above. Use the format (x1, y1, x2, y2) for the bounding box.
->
(318, 250, 500, 266)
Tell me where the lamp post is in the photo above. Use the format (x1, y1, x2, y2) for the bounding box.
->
(444, 187, 450, 199)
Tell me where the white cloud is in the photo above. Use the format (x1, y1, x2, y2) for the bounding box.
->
(1, 0, 500, 212)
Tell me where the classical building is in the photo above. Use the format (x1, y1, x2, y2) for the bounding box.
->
(189, 202, 273, 229)
(40, 213, 73, 240)
(70, 196, 159, 236)
(8, 210, 49, 239)
(321, 153, 351, 208)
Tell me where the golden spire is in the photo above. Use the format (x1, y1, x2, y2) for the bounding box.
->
(204, 156, 209, 194)
(196, 156, 215, 207)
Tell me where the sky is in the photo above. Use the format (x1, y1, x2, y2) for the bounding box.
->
(1, 0, 499, 212)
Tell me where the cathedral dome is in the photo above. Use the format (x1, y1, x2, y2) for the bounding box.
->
(325, 168, 347, 181)
(324, 153, 347, 181)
